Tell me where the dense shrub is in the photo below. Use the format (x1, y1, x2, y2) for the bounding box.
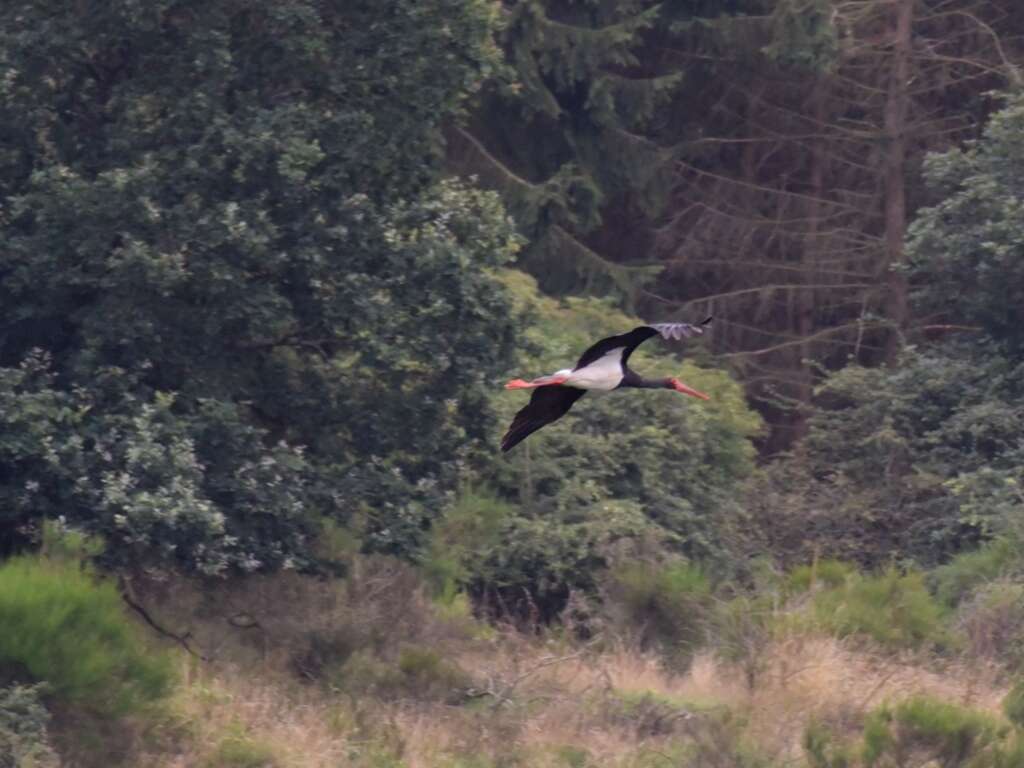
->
(187, 558, 485, 683)
(806, 700, 1024, 768)
(440, 270, 763, 619)
(599, 690, 695, 738)
(204, 729, 279, 768)
(603, 561, 711, 665)
(491, 271, 762, 565)
(786, 560, 858, 595)
(931, 538, 1022, 609)
(0, 684, 58, 768)
(810, 569, 944, 650)
(955, 581, 1024, 666)
(808, 696, 1024, 768)
(804, 720, 854, 768)
(334, 645, 472, 704)
(0, 0, 522, 572)
(709, 593, 777, 691)
(908, 93, 1024, 354)
(1004, 678, 1024, 729)
(799, 347, 1024, 568)
(862, 697, 1009, 768)
(0, 555, 173, 715)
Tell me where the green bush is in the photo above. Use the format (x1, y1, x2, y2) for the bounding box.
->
(491, 272, 762, 566)
(1003, 679, 1024, 729)
(0, 555, 173, 715)
(786, 560, 857, 595)
(335, 645, 472, 704)
(710, 593, 778, 690)
(604, 561, 710, 665)
(808, 696, 1024, 768)
(0, 684, 59, 768)
(803, 720, 853, 768)
(811, 568, 944, 650)
(955, 581, 1024, 666)
(931, 538, 1021, 609)
(800, 346, 1024, 568)
(205, 729, 279, 768)
(862, 696, 1008, 768)
(601, 690, 696, 738)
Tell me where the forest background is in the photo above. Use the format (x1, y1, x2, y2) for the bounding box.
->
(2, 1, 1024, 766)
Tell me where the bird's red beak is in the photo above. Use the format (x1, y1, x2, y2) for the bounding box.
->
(671, 378, 710, 400)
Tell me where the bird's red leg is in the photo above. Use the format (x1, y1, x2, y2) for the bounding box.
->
(505, 374, 570, 389)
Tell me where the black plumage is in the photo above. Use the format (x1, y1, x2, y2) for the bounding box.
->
(500, 386, 586, 453)
(500, 317, 712, 453)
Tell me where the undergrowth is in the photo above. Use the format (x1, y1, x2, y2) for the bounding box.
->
(0, 541, 173, 715)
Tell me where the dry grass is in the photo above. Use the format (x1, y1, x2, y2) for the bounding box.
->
(120, 632, 1009, 767)
(69, 567, 1012, 768)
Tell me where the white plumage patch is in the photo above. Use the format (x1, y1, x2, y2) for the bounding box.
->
(564, 349, 625, 391)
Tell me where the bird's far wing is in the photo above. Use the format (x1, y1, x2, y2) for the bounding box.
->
(573, 327, 659, 370)
(574, 317, 712, 370)
(648, 316, 712, 342)
(501, 385, 586, 453)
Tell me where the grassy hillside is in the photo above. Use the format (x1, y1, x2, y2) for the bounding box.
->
(6, 540, 1024, 768)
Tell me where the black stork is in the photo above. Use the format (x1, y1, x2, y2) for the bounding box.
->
(501, 318, 713, 452)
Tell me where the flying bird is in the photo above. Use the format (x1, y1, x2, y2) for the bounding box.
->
(501, 318, 713, 452)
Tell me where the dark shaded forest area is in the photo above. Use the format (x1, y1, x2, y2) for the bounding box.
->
(2, 2, 1024, 766)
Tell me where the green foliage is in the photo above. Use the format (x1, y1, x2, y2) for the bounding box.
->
(804, 720, 853, 768)
(801, 345, 1024, 567)
(709, 592, 778, 691)
(335, 645, 472, 704)
(810, 569, 944, 651)
(421, 490, 519, 601)
(448, 494, 653, 622)
(809, 696, 1024, 768)
(908, 92, 1024, 353)
(795, 91, 1024, 570)
(492, 271, 762, 566)
(787, 560, 858, 595)
(601, 689, 698, 738)
(205, 728, 279, 768)
(416, 271, 761, 619)
(1003, 678, 1024, 729)
(604, 561, 710, 664)
(459, 0, 680, 299)
(762, 0, 839, 72)
(861, 697, 1008, 768)
(0, 684, 58, 768)
(931, 539, 1022, 609)
(0, 554, 173, 715)
(0, 0, 523, 571)
(954, 580, 1024, 666)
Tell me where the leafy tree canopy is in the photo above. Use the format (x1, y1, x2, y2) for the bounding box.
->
(908, 92, 1024, 354)
(0, 0, 522, 573)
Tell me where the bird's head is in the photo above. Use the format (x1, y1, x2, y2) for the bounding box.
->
(667, 377, 710, 400)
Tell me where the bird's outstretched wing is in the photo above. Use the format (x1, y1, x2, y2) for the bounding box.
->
(501, 385, 586, 453)
(573, 317, 712, 370)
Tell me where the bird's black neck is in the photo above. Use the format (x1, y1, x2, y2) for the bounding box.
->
(620, 369, 673, 390)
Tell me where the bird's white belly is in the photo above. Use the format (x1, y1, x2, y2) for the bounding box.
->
(565, 351, 624, 391)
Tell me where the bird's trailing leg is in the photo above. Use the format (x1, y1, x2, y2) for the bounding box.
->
(505, 374, 570, 390)
(670, 377, 710, 400)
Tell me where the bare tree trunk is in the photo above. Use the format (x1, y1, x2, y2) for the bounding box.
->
(793, 78, 828, 445)
(882, 0, 914, 363)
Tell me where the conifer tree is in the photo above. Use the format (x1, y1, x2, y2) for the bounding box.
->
(449, 0, 686, 304)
